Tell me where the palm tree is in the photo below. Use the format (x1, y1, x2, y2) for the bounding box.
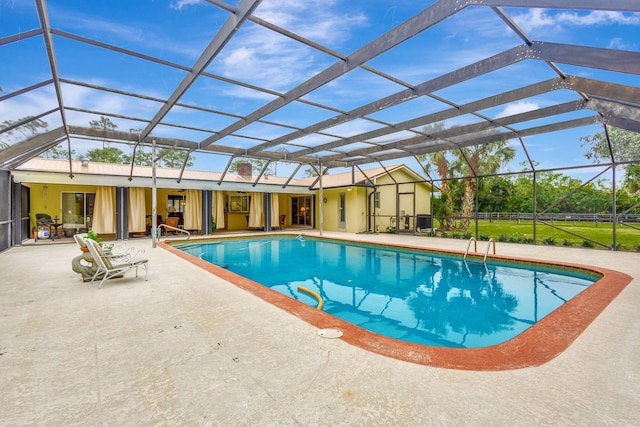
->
(417, 122, 456, 230)
(421, 150, 455, 230)
(89, 116, 117, 149)
(452, 141, 516, 230)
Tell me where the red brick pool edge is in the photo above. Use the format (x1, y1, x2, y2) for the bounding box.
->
(160, 240, 632, 371)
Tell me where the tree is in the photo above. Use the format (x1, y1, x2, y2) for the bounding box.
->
(123, 149, 153, 166)
(302, 165, 330, 177)
(1, 117, 49, 149)
(580, 126, 640, 165)
(451, 141, 516, 230)
(157, 149, 194, 169)
(477, 176, 515, 213)
(85, 146, 127, 163)
(621, 164, 640, 194)
(415, 123, 457, 229)
(89, 116, 118, 148)
(420, 150, 455, 230)
(42, 143, 76, 160)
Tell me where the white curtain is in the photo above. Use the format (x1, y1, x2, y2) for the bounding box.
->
(128, 188, 147, 233)
(270, 194, 280, 228)
(93, 186, 115, 234)
(214, 191, 225, 229)
(248, 192, 263, 228)
(184, 189, 202, 231)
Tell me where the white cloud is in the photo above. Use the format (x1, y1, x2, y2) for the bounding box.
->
(608, 37, 635, 51)
(496, 101, 539, 119)
(169, 0, 202, 11)
(50, 8, 203, 60)
(513, 9, 640, 34)
(212, 0, 367, 93)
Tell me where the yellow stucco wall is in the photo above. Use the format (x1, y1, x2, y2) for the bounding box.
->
(28, 183, 97, 225)
(317, 187, 368, 233)
(315, 168, 432, 233)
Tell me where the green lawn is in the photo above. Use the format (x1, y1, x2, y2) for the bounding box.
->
(438, 219, 640, 251)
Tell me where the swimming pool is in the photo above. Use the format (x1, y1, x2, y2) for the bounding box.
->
(165, 234, 631, 370)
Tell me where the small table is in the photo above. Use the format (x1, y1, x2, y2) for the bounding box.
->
(50, 223, 62, 239)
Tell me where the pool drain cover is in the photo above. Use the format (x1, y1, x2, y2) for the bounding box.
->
(318, 328, 343, 339)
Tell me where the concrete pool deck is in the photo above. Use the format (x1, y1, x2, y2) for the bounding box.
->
(1, 231, 639, 425)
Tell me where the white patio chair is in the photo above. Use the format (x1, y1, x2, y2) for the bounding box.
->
(84, 238, 149, 288)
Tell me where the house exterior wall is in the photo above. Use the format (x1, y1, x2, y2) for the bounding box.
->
(317, 187, 370, 233)
(19, 165, 430, 238)
(29, 183, 97, 223)
(372, 170, 431, 232)
(319, 188, 340, 231)
(316, 169, 431, 234)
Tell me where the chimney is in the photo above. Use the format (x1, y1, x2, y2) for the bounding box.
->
(237, 162, 252, 178)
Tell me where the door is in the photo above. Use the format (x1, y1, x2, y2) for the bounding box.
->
(398, 192, 415, 232)
(21, 185, 30, 241)
(292, 196, 312, 226)
(339, 192, 346, 230)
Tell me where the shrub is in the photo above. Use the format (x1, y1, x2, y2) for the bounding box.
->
(496, 234, 509, 242)
(562, 239, 573, 246)
(542, 237, 556, 246)
(521, 237, 534, 244)
(581, 240, 595, 248)
(478, 234, 491, 241)
(462, 232, 473, 240)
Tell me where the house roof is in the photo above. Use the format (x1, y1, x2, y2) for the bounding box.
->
(13, 157, 301, 192)
(14, 158, 426, 193)
(301, 164, 430, 189)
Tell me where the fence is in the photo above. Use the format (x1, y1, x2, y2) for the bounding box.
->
(472, 212, 640, 224)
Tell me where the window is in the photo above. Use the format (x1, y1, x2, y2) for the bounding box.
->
(167, 194, 185, 213)
(374, 192, 380, 208)
(228, 194, 249, 212)
(62, 192, 95, 228)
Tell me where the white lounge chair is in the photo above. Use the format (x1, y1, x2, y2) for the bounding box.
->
(85, 238, 149, 288)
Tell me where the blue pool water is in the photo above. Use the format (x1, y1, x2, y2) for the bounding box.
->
(176, 236, 598, 348)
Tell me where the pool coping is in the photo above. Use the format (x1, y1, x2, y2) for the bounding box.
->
(159, 235, 632, 371)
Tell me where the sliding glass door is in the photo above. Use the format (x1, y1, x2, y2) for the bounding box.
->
(62, 192, 95, 230)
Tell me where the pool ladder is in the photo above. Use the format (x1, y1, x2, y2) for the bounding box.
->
(464, 237, 496, 263)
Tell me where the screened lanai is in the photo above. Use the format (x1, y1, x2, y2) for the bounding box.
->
(1, 0, 639, 251)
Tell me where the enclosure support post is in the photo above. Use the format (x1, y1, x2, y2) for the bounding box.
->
(151, 140, 157, 249)
(612, 166, 617, 250)
(318, 161, 323, 236)
(474, 176, 479, 240)
(533, 171, 537, 244)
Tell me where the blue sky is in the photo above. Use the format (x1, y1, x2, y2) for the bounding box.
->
(1, 1, 639, 181)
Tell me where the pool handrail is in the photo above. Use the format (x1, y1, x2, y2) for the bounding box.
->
(484, 238, 496, 263)
(463, 237, 477, 261)
(159, 224, 191, 240)
(464, 237, 496, 264)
